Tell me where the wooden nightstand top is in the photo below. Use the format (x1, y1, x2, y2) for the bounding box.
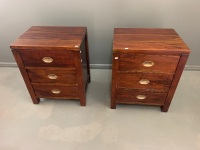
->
(113, 28, 191, 54)
(10, 26, 87, 51)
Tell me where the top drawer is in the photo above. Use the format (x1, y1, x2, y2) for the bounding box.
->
(19, 50, 75, 68)
(118, 53, 180, 73)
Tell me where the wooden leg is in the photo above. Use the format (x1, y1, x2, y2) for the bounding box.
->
(74, 51, 87, 106)
(111, 100, 116, 109)
(32, 97, 40, 104)
(87, 75, 91, 83)
(161, 54, 189, 112)
(85, 30, 91, 83)
(80, 97, 86, 106)
(161, 106, 168, 112)
(111, 53, 119, 109)
(12, 50, 40, 104)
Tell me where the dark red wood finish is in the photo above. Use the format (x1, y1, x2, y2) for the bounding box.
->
(118, 54, 179, 73)
(12, 50, 40, 104)
(11, 26, 90, 106)
(111, 28, 191, 112)
(117, 72, 173, 92)
(27, 68, 77, 84)
(33, 84, 79, 99)
(161, 54, 189, 112)
(117, 89, 167, 106)
(19, 50, 75, 68)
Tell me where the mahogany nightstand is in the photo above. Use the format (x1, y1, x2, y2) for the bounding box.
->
(111, 28, 190, 112)
(11, 26, 90, 106)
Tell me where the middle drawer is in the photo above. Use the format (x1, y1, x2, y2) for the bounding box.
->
(27, 68, 77, 84)
(117, 72, 174, 92)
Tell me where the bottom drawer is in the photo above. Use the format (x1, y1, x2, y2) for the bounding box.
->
(32, 84, 79, 99)
(116, 89, 167, 106)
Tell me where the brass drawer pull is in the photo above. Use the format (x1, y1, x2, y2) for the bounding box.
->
(42, 57, 53, 63)
(139, 79, 150, 85)
(48, 74, 57, 80)
(143, 61, 154, 67)
(51, 89, 61, 94)
(136, 95, 146, 100)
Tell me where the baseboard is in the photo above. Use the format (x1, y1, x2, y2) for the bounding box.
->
(90, 64, 200, 71)
(90, 64, 112, 69)
(184, 65, 200, 71)
(0, 62, 17, 67)
(0, 62, 199, 71)
(0, 62, 113, 69)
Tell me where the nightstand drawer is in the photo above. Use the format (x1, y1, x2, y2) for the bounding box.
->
(116, 89, 167, 106)
(119, 54, 179, 73)
(27, 68, 77, 84)
(117, 72, 173, 92)
(20, 50, 75, 68)
(33, 84, 79, 99)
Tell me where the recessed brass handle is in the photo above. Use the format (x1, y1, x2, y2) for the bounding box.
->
(139, 79, 150, 85)
(136, 95, 146, 100)
(48, 74, 57, 80)
(51, 89, 61, 94)
(42, 57, 53, 63)
(143, 61, 154, 67)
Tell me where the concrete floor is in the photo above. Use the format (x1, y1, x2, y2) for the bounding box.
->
(0, 67, 200, 150)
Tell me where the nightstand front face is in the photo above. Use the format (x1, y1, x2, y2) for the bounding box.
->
(10, 26, 90, 106)
(111, 28, 190, 112)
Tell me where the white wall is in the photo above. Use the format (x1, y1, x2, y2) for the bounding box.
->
(1, 0, 200, 65)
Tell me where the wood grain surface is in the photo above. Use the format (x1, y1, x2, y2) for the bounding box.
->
(27, 68, 77, 84)
(117, 72, 173, 92)
(10, 26, 86, 50)
(113, 28, 191, 54)
(33, 84, 79, 99)
(10, 26, 90, 105)
(116, 89, 167, 106)
(20, 50, 75, 68)
(111, 28, 191, 111)
(119, 53, 180, 73)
